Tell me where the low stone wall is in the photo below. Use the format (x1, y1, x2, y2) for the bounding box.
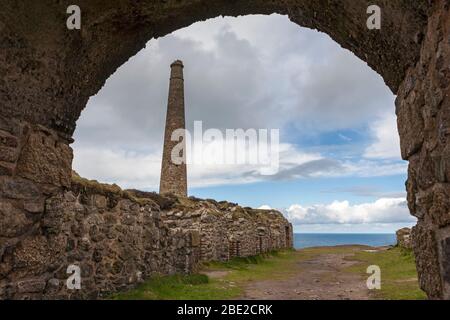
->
(0, 174, 292, 299)
(1, 175, 196, 299)
(156, 197, 293, 262)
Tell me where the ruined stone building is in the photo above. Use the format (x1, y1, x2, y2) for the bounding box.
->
(0, 0, 448, 300)
(159, 60, 188, 197)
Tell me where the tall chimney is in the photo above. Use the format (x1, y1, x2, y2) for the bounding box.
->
(159, 60, 187, 197)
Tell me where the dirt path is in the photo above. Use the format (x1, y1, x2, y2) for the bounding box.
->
(240, 246, 372, 300)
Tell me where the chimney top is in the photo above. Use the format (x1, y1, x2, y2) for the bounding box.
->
(171, 60, 184, 68)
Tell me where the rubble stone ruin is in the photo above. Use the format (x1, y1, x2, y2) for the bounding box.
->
(160, 60, 188, 197)
(0, 1, 449, 299)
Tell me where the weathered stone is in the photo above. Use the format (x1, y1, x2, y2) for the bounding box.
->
(427, 183, 450, 227)
(92, 249, 103, 263)
(398, 1, 450, 299)
(0, 146, 17, 163)
(431, 152, 450, 183)
(9, 178, 290, 298)
(79, 237, 91, 252)
(396, 227, 412, 249)
(23, 199, 45, 214)
(0, 130, 18, 148)
(0, 118, 21, 137)
(0, 201, 32, 238)
(94, 195, 107, 209)
(15, 130, 73, 187)
(16, 279, 46, 293)
(190, 230, 200, 247)
(412, 222, 442, 299)
(438, 230, 450, 299)
(64, 191, 77, 202)
(13, 236, 54, 271)
(0, 162, 14, 176)
(121, 214, 136, 226)
(0, 176, 41, 199)
(46, 278, 61, 291)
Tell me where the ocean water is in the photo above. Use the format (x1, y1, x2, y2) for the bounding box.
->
(293, 233, 396, 249)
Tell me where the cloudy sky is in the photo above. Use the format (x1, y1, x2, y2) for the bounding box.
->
(72, 14, 416, 233)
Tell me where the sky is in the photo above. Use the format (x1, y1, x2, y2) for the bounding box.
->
(72, 14, 416, 234)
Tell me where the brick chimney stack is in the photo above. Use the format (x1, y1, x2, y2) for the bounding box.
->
(159, 60, 187, 197)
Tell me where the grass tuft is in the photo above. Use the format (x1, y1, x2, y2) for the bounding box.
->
(110, 274, 234, 300)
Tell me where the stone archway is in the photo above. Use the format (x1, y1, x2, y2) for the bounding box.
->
(0, 1, 448, 299)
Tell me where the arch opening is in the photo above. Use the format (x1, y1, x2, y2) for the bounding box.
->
(73, 14, 411, 235)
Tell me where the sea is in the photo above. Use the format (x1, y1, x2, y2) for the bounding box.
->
(293, 233, 396, 249)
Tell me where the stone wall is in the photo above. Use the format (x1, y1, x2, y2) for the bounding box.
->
(0, 170, 292, 299)
(396, 228, 412, 250)
(157, 196, 293, 262)
(1, 174, 193, 299)
(396, 1, 450, 300)
(0, 117, 73, 298)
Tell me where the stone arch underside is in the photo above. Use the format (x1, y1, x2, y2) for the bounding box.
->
(0, 0, 449, 299)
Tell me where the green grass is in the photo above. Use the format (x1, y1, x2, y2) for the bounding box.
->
(111, 273, 240, 300)
(344, 246, 426, 300)
(205, 250, 299, 283)
(112, 250, 298, 300)
(112, 246, 426, 300)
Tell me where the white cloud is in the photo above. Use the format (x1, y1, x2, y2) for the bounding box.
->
(73, 147, 162, 190)
(75, 14, 396, 148)
(340, 159, 407, 177)
(364, 113, 402, 159)
(73, 140, 407, 191)
(258, 205, 272, 210)
(285, 198, 415, 225)
(73, 141, 322, 190)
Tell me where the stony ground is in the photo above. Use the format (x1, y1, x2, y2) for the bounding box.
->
(240, 246, 372, 300)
